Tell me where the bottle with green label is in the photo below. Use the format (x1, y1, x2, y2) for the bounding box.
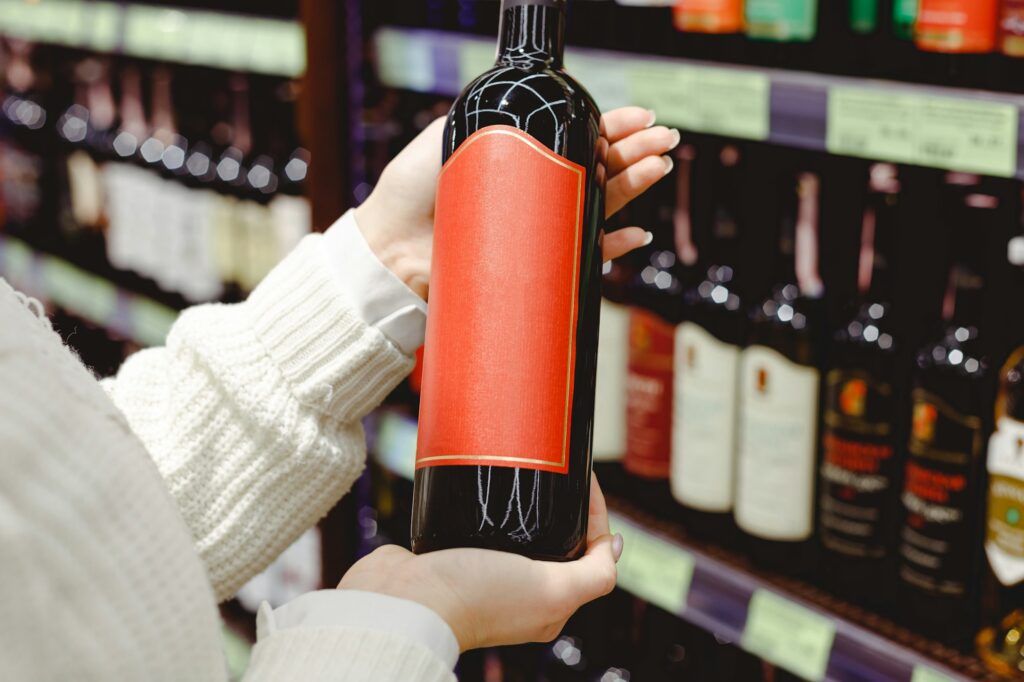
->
(745, 0, 819, 42)
(849, 0, 880, 34)
(978, 343, 1024, 676)
(892, 0, 918, 40)
(895, 175, 999, 650)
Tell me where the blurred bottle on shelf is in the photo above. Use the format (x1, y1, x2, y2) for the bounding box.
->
(672, 0, 747, 63)
(671, 141, 746, 541)
(743, 0, 820, 70)
(612, 0, 677, 55)
(896, 175, 998, 650)
(914, 0, 1001, 87)
(977, 338, 1024, 679)
(734, 160, 825, 575)
(594, 256, 633, 495)
(817, 163, 902, 607)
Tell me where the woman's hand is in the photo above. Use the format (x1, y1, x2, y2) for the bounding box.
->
(356, 107, 680, 299)
(337, 474, 623, 652)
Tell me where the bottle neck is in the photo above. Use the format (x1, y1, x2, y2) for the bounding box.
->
(865, 198, 897, 304)
(947, 265, 986, 328)
(496, 0, 567, 68)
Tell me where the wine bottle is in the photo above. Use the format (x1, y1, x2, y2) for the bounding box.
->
(411, 0, 604, 561)
(818, 163, 901, 604)
(896, 177, 997, 649)
(593, 257, 633, 494)
(672, 0, 747, 63)
(743, 0, 820, 70)
(977, 342, 1024, 677)
(734, 163, 825, 573)
(671, 142, 746, 539)
(612, 0, 678, 55)
(914, 0, 1001, 88)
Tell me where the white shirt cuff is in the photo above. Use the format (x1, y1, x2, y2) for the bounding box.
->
(258, 590, 459, 670)
(321, 209, 427, 356)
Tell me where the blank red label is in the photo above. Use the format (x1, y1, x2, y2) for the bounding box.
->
(416, 125, 586, 475)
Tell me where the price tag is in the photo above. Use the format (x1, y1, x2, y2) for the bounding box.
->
(628, 61, 694, 127)
(0, 237, 35, 292)
(458, 39, 497, 89)
(132, 297, 178, 347)
(611, 516, 695, 615)
(687, 66, 770, 140)
(375, 411, 418, 481)
(742, 589, 836, 682)
(85, 2, 121, 52)
(41, 258, 117, 327)
(827, 87, 919, 165)
(828, 87, 1019, 177)
(911, 665, 959, 682)
(564, 52, 631, 112)
(376, 27, 436, 93)
(247, 20, 305, 77)
(913, 94, 1018, 177)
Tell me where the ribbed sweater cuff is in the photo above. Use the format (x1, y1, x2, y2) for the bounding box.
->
(246, 621, 455, 682)
(246, 234, 415, 420)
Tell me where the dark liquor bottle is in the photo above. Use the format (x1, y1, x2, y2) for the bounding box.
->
(1000, 0, 1024, 94)
(623, 152, 688, 518)
(914, 0, 1001, 88)
(671, 142, 746, 539)
(734, 165, 825, 573)
(818, 163, 902, 605)
(978, 343, 1024, 677)
(672, 0, 747, 63)
(896, 179, 998, 649)
(743, 0, 820, 70)
(612, 0, 678, 55)
(411, 0, 604, 560)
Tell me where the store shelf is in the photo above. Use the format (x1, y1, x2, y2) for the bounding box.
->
(374, 26, 1024, 179)
(0, 235, 177, 347)
(0, 0, 305, 77)
(370, 409, 994, 682)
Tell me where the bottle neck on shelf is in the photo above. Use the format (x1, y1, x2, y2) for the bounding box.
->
(496, 0, 567, 68)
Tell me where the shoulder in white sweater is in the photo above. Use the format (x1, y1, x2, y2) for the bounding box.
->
(0, 229, 454, 682)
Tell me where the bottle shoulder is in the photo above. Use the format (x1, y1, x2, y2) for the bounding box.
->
(454, 63, 600, 125)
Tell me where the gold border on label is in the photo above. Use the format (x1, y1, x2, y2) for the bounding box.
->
(420, 126, 585, 471)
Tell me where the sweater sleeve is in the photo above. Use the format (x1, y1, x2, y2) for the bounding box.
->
(102, 233, 415, 601)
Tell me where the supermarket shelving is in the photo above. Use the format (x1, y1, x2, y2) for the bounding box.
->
(374, 26, 1024, 180)
(0, 0, 305, 77)
(0, 234, 177, 347)
(370, 409, 994, 682)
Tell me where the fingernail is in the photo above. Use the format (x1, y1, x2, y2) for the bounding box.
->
(662, 155, 674, 175)
(668, 129, 681, 149)
(612, 533, 624, 563)
(643, 231, 654, 246)
(646, 110, 657, 128)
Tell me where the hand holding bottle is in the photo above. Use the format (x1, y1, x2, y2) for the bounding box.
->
(337, 474, 622, 652)
(355, 106, 679, 299)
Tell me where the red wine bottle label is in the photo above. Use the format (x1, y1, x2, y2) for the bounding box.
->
(820, 369, 896, 559)
(735, 345, 819, 541)
(986, 416, 1024, 587)
(624, 308, 675, 479)
(671, 321, 741, 512)
(915, 0, 999, 53)
(898, 389, 984, 596)
(416, 125, 586, 475)
(1001, 0, 1024, 56)
(673, 0, 744, 34)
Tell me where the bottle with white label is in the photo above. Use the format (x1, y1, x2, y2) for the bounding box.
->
(818, 163, 902, 604)
(978, 347, 1024, 676)
(896, 175, 1000, 649)
(671, 142, 746, 539)
(734, 163, 825, 573)
(593, 257, 633, 495)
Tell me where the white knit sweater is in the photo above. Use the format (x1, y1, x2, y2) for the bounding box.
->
(0, 232, 455, 682)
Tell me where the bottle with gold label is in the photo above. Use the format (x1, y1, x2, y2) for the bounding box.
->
(896, 177, 998, 649)
(818, 164, 902, 606)
(734, 155, 826, 574)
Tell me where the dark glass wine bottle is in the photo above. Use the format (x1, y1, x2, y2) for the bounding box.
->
(896, 178, 997, 649)
(914, 0, 1001, 88)
(672, 0, 747, 63)
(411, 0, 604, 561)
(671, 142, 747, 540)
(818, 163, 902, 605)
(734, 162, 825, 574)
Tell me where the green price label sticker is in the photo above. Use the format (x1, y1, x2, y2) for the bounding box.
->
(0, 236, 35, 292)
(247, 19, 306, 77)
(564, 52, 631, 112)
(610, 515, 695, 615)
(627, 61, 694, 129)
(911, 665, 959, 682)
(742, 590, 836, 682)
(458, 39, 497, 90)
(85, 2, 121, 53)
(41, 258, 117, 327)
(687, 65, 770, 140)
(375, 411, 418, 481)
(132, 297, 178, 347)
(376, 27, 436, 93)
(828, 87, 1018, 177)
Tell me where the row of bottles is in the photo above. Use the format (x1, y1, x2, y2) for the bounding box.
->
(592, 138, 1024, 669)
(382, 0, 1024, 91)
(0, 40, 311, 307)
